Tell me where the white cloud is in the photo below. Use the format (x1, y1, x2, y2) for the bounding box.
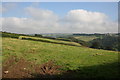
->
(60, 9, 118, 33)
(2, 7, 60, 33)
(25, 7, 59, 21)
(65, 9, 107, 23)
(1, 7, 118, 34)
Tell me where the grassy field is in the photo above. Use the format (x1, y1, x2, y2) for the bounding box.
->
(19, 36, 81, 46)
(2, 37, 119, 78)
(74, 36, 99, 42)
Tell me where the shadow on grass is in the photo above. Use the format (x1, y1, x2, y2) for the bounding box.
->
(2, 61, 120, 79)
(31, 62, 120, 79)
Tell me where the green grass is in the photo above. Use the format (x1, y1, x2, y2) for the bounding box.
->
(74, 36, 98, 42)
(19, 36, 81, 46)
(2, 37, 119, 78)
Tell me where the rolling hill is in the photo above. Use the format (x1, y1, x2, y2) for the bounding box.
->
(2, 34, 119, 78)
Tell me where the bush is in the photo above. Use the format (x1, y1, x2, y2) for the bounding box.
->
(35, 34, 42, 37)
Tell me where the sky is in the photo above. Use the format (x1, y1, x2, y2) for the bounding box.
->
(2, 0, 119, 2)
(1, 2, 118, 34)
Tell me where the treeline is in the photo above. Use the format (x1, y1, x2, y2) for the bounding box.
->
(89, 35, 120, 51)
(73, 33, 105, 37)
(2, 32, 43, 38)
(2, 32, 71, 41)
(64, 35, 120, 51)
(73, 33, 119, 37)
(2, 32, 26, 38)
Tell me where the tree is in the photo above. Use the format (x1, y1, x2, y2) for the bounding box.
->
(35, 34, 42, 37)
(90, 41, 101, 49)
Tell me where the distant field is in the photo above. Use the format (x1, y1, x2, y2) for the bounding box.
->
(19, 36, 81, 47)
(74, 36, 99, 42)
(2, 37, 119, 78)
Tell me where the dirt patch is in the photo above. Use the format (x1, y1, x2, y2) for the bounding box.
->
(2, 57, 62, 78)
(2, 56, 34, 78)
(33, 60, 62, 78)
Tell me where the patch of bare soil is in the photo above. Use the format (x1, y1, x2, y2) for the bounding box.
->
(2, 56, 33, 78)
(2, 56, 62, 79)
(33, 60, 62, 78)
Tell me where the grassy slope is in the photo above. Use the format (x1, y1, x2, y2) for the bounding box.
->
(74, 36, 98, 42)
(2, 37, 119, 78)
(19, 36, 81, 46)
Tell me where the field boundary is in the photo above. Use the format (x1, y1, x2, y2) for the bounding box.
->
(19, 36, 81, 47)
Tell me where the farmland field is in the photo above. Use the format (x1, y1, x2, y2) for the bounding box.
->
(74, 36, 99, 42)
(19, 36, 81, 46)
(2, 37, 119, 78)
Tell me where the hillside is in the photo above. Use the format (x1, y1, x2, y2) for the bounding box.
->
(74, 36, 98, 42)
(2, 36, 119, 78)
